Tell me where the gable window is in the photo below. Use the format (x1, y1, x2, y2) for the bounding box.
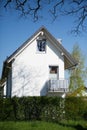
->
(37, 39, 46, 52)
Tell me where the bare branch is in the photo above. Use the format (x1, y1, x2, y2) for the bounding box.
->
(4, 0, 12, 8)
(28, 0, 41, 21)
(2, 0, 87, 34)
(15, 0, 27, 14)
(50, 0, 64, 20)
(73, 0, 84, 5)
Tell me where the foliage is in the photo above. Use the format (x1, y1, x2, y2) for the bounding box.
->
(69, 44, 87, 92)
(1, 0, 87, 34)
(65, 97, 87, 120)
(67, 86, 85, 97)
(0, 96, 87, 122)
(0, 98, 14, 120)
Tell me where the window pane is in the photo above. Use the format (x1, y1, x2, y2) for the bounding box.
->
(37, 39, 46, 52)
(49, 66, 58, 74)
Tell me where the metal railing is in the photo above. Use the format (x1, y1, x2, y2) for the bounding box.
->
(48, 79, 69, 92)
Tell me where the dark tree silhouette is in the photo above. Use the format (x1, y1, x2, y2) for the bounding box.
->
(1, 0, 87, 34)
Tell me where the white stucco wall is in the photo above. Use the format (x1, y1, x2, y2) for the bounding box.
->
(11, 37, 64, 97)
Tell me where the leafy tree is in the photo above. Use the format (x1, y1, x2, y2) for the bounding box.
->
(69, 44, 87, 92)
(67, 86, 85, 97)
(0, 0, 87, 34)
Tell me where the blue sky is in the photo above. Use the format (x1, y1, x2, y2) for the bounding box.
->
(0, 6, 87, 80)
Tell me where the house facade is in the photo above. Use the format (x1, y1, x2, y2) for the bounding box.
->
(1, 26, 77, 97)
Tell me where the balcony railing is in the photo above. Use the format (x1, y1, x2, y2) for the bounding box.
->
(48, 79, 69, 92)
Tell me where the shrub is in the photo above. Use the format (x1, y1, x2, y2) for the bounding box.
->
(0, 96, 87, 121)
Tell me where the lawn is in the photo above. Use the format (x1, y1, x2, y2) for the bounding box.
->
(0, 120, 87, 130)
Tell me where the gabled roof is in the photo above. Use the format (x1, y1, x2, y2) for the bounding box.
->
(1, 26, 78, 79)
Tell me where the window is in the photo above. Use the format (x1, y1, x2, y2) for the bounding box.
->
(49, 66, 58, 74)
(49, 66, 59, 79)
(37, 39, 46, 52)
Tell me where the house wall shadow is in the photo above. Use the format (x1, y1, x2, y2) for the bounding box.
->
(40, 80, 49, 96)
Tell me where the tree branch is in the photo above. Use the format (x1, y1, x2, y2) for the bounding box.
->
(15, 0, 26, 12)
(4, 0, 12, 8)
(28, 0, 41, 21)
(65, 4, 87, 34)
(73, 0, 84, 5)
(3, 0, 87, 34)
(50, 0, 64, 20)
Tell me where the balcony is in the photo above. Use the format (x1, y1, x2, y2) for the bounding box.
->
(48, 79, 69, 93)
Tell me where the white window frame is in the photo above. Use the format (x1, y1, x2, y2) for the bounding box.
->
(37, 39, 46, 53)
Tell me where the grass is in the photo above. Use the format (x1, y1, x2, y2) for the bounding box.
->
(0, 120, 87, 130)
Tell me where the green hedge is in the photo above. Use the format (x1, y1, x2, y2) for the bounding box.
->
(0, 97, 87, 121)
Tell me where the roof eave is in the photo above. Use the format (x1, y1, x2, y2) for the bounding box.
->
(1, 60, 12, 80)
(43, 28, 78, 69)
(6, 26, 46, 63)
(64, 55, 78, 69)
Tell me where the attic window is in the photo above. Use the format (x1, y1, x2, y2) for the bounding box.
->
(37, 39, 46, 52)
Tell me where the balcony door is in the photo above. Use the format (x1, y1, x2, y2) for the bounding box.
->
(49, 66, 59, 80)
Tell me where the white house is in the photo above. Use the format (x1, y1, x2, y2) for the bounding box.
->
(1, 26, 77, 97)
